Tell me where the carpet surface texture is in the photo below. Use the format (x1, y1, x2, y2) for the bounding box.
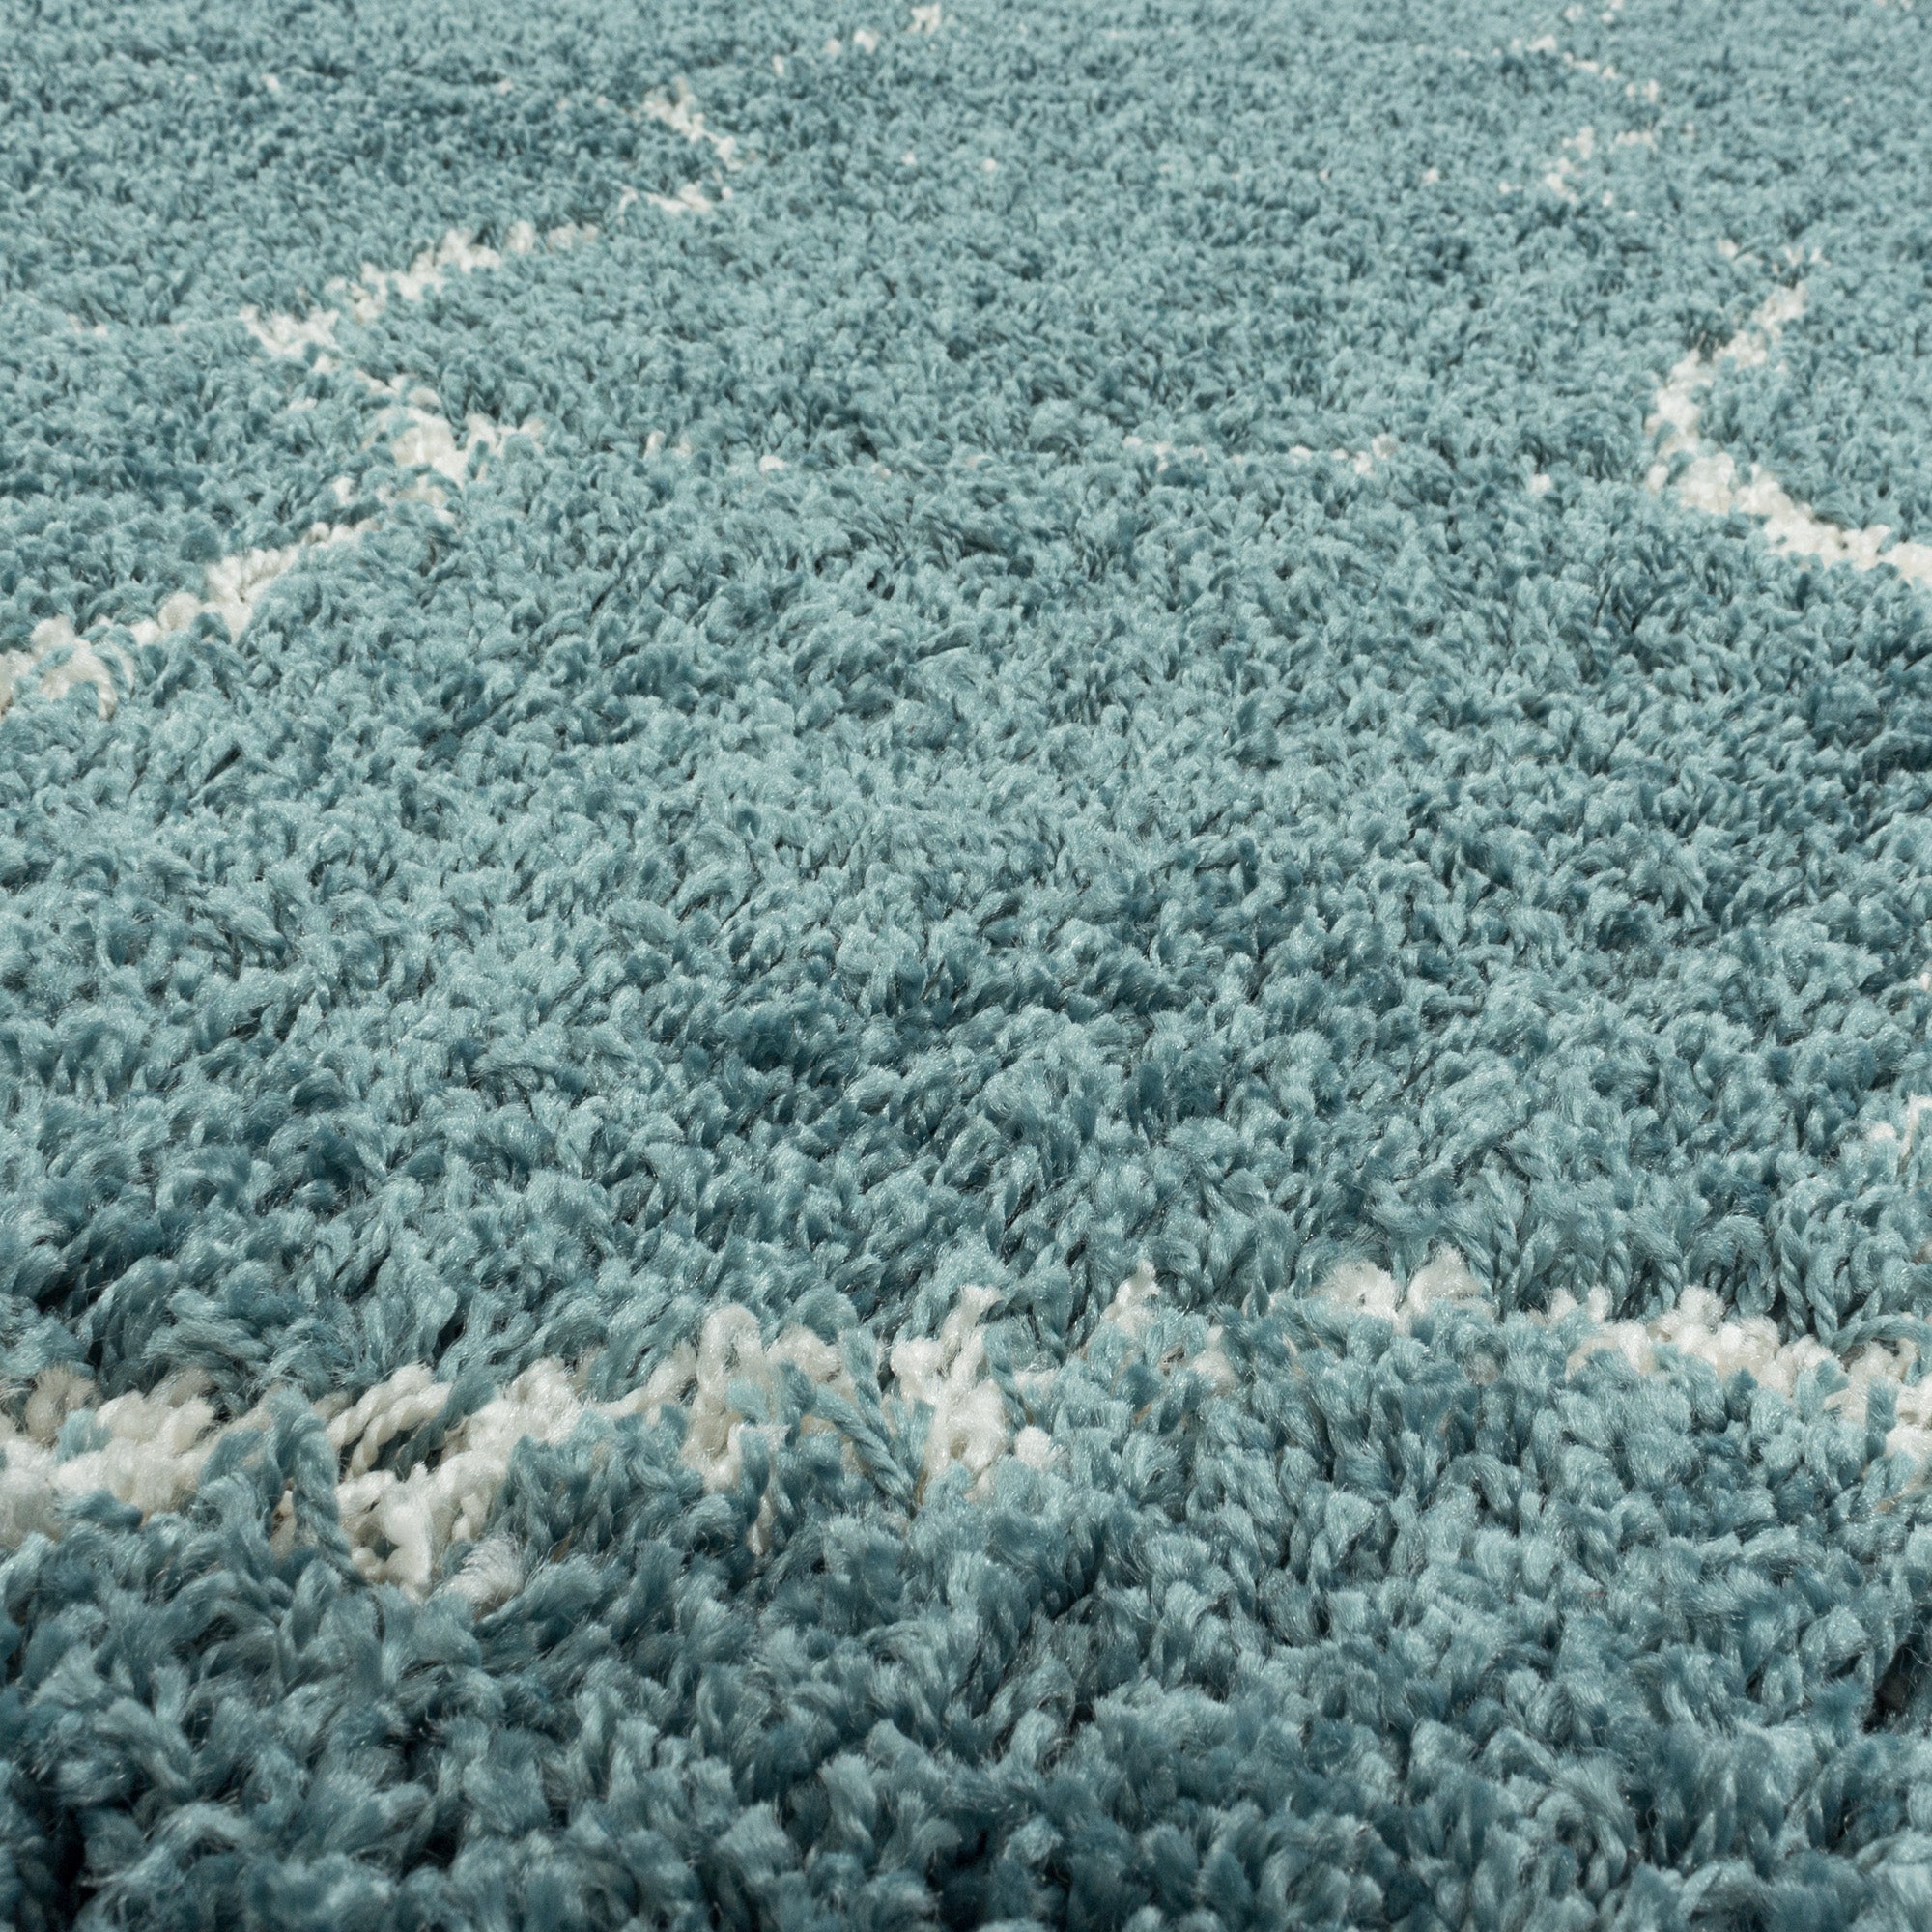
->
(7, 0, 1932, 1925)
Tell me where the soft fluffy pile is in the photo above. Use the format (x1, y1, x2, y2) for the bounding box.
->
(6, 0, 1932, 1925)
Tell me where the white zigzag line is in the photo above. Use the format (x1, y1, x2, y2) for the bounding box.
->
(11, 1215, 1932, 1608)
(0, 1268, 1184, 1604)
(239, 220, 601, 367)
(1647, 282, 1932, 585)
(0, 525, 365, 724)
(4, 80, 744, 724)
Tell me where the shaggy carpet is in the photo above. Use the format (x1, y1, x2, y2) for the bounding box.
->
(6, 0, 1932, 1924)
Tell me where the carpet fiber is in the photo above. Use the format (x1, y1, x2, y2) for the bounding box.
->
(6, 1, 1932, 1925)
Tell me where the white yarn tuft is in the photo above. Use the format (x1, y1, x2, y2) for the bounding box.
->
(1, 617, 132, 721)
(639, 82, 741, 170)
(891, 1284, 1009, 1489)
(384, 402, 541, 501)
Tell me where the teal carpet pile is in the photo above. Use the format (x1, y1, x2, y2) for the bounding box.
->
(9, 1, 1932, 1924)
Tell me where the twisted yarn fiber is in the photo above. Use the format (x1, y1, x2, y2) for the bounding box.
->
(6, 0, 1932, 1924)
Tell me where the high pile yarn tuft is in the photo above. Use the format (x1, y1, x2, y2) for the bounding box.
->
(7, 1, 1932, 1925)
